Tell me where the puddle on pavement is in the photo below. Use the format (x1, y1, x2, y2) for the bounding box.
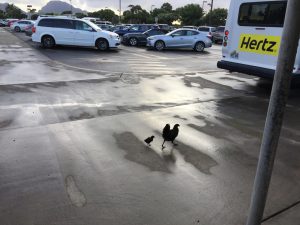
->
(113, 132, 171, 173)
(65, 175, 87, 207)
(174, 115, 188, 121)
(0, 120, 13, 128)
(0, 84, 33, 93)
(174, 141, 218, 175)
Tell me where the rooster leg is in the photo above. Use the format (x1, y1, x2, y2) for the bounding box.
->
(161, 140, 166, 150)
(172, 141, 178, 146)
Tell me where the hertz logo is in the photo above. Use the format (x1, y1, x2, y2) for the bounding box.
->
(238, 34, 281, 56)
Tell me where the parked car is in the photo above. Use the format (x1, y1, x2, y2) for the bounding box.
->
(0, 19, 6, 27)
(111, 25, 127, 32)
(147, 28, 212, 52)
(182, 26, 198, 30)
(198, 26, 216, 40)
(114, 24, 155, 36)
(212, 26, 225, 43)
(25, 23, 35, 36)
(7, 19, 19, 27)
(31, 17, 120, 50)
(11, 20, 34, 32)
(155, 24, 170, 31)
(122, 28, 168, 46)
(96, 24, 114, 31)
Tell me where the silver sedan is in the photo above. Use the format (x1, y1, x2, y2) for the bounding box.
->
(147, 28, 212, 52)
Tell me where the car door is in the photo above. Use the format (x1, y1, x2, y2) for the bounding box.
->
(167, 30, 187, 47)
(74, 20, 95, 46)
(186, 30, 200, 47)
(53, 19, 75, 45)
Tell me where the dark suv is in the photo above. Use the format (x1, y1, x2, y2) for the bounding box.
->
(122, 28, 168, 46)
(212, 26, 225, 43)
(114, 24, 155, 36)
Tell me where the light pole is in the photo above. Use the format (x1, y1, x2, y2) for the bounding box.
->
(27, 5, 32, 19)
(69, 0, 73, 15)
(202, 1, 207, 9)
(151, 5, 155, 12)
(209, 0, 213, 26)
(119, 0, 121, 24)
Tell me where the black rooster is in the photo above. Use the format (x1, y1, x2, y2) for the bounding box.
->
(144, 136, 155, 146)
(162, 124, 180, 149)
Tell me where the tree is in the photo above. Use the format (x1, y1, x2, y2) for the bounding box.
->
(150, 3, 178, 24)
(123, 5, 150, 24)
(75, 13, 86, 19)
(5, 4, 26, 19)
(176, 4, 203, 26)
(62, 11, 72, 15)
(201, 8, 228, 26)
(0, 10, 5, 19)
(88, 9, 116, 21)
(161, 2, 173, 12)
(31, 14, 39, 20)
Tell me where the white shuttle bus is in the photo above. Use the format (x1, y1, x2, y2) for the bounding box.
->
(217, 0, 300, 78)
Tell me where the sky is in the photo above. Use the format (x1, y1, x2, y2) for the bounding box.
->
(2, 0, 231, 12)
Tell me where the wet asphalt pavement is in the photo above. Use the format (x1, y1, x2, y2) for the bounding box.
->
(1, 28, 300, 225)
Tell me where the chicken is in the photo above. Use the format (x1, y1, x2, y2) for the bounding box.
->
(162, 124, 170, 140)
(162, 124, 180, 149)
(144, 136, 155, 146)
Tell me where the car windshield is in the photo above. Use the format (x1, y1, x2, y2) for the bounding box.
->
(217, 27, 225, 32)
(84, 20, 101, 30)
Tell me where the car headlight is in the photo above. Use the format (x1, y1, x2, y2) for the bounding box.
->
(110, 34, 118, 39)
(148, 37, 154, 41)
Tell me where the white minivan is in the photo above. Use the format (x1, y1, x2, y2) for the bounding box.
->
(217, 0, 300, 78)
(32, 17, 120, 50)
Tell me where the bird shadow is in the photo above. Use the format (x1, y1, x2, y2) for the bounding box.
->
(113, 132, 172, 173)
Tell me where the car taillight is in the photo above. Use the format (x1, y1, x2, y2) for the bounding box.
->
(32, 26, 36, 33)
(223, 30, 229, 47)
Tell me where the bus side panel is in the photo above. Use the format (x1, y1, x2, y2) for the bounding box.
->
(221, 0, 287, 73)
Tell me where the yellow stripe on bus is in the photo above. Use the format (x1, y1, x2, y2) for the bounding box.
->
(238, 34, 281, 56)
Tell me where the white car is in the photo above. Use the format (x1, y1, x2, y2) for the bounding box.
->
(198, 26, 216, 40)
(32, 17, 120, 50)
(11, 20, 34, 32)
(147, 28, 212, 52)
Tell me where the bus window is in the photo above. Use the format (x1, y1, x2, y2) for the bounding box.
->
(238, 1, 287, 27)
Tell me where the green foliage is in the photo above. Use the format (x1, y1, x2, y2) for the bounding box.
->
(31, 14, 39, 20)
(88, 9, 116, 21)
(5, 4, 26, 19)
(161, 2, 173, 12)
(201, 8, 228, 26)
(62, 11, 72, 15)
(176, 4, 203, 26)
(75, 13, 86, 19)
(123, 5, 150, 24)
(0, 10, 5, 19)
(150, 3, 178, 24)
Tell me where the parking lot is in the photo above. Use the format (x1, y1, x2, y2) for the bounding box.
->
(1, 27, 300, 225)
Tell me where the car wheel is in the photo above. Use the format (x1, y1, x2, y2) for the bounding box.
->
(42, 35, 55, 48)
(154, 40, 165, 51)
(129, 37, 138, 46)
(96, 38, 109, 51)
(14, 26, 21, 32)
(194, 42, 205, 52)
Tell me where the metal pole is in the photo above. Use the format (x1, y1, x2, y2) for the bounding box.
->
(119, 0, 121, 24)
(209, 0, 213, 26)
(246, 1, 300, 225)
